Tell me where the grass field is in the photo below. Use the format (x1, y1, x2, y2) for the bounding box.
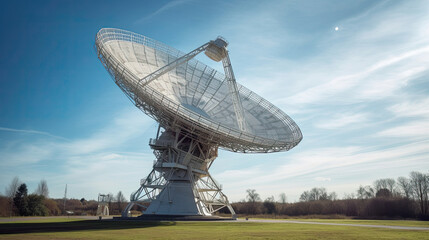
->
(0, 217, 428, 240)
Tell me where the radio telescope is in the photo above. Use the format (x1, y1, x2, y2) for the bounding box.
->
(95, 28, 302, 219)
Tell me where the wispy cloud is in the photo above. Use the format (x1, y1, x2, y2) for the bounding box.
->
(218, 140, 429, 201)
(0, 127, 68, 141)
(135, 0, 193, 24)
(315, 113, 368, 129)
(64, 110, 153, 155)
(315, 177, 331, 182)
(0, 144, 53, 167)
(0, 108, 157, 198)
(280, 44, 429, 106)
(377, 121, 429, 139)
(387, 97, 429, 119)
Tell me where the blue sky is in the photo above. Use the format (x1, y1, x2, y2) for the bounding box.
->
(0, 0, 428, 202)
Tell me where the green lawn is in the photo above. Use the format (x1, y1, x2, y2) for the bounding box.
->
(0, 218, 428, 240)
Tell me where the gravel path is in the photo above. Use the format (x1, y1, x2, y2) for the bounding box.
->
(236, 219, 429, 231)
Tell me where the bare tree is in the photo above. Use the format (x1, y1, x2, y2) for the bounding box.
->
(309, 188, 320, 200)
(386, 178, 397, 193)
(328, 192, 338, 200)
(314, 187, 328, 200)
(409, 171, 429, 216)
(5, 177, 21, 199)
(246, 189, 261, 215)
(106, 193, 114, 213)
(397, 176, 412, 199)
(374, 178, 396, 194)
(35, 179, 49, 198)
(246, 189, 261, 203)
(300, 190, 310, 202)
(265, 195, 275, 202)
(116, 191, 126, 213)
(357, 185, 374, 199)
(5, 177, 21, 216)
(310, 188, 322, 201)
(278, 193, 287, 204)
(342, 193, 356, 199)
(299, 187, 336, 201)
(277, 193, 287, 214)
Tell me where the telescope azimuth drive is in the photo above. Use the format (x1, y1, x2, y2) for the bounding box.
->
(95, 28, 302, 218)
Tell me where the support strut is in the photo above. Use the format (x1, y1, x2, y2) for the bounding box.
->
(122, 127, 236, 218)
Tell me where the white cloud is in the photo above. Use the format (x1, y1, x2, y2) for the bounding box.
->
(55, 151, 154, 200)
(0, 144, 52, 167)
(217, 140, 429, 201)
(388, 97, 429, 119)
(377, 121, 429, 139)
(315, 177, 331, 182)
(281, 45, 429, 106)
(0, 127, 68, 141)
(64, 110, 151, 156)
(0, 108, 157, 199)
(315, 113, 368, 129)
(135, 0, 193, 24)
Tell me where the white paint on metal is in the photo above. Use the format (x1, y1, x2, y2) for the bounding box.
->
(95, 28, 302, 153)
(94, 28, 303, 218)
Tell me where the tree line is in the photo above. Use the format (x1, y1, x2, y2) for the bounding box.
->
(2, 170, 428, 219)
(0, 177, 128, 217)
(226, 170, 429, 219)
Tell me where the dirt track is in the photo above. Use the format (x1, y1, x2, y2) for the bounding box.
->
(234, 219, 429, 231)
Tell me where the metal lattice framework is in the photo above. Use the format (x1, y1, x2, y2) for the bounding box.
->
(95, 28, 302, 153)
(122, 127, 235, 217)
(94, 28, 302, 218)
(96, 194, 110, 216)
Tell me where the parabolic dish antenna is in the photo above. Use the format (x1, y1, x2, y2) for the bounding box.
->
(95, 28, 302, 218)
